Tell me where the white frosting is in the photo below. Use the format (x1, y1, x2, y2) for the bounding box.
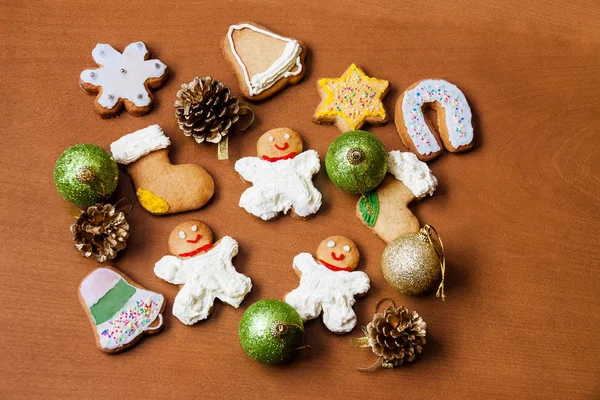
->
(79, 42, 167, 109)
(110, 124, 170, 164)
(387, 150, 438, 198)
(234, 150, 322, 220)
(154, 236, 252, 325)
(95, 290, 164, 350)
(284, 253, 370, 333)
(227, 23, 303, 96)
(401, 79, 473, 155)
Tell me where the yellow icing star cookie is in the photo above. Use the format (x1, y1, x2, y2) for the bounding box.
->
(314, 64, 389, 133)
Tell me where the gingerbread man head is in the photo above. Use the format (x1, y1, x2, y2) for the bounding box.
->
(315, 235, 360, 272)
(168, 220, 214, 258)
(256, 128, 303, 161)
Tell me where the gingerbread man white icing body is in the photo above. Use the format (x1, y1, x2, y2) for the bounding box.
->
(154, 221, 251, 325)
(284, 236, 369, 333)
(235, 128, 322, 220)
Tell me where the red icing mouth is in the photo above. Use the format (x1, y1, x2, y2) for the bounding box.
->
(318, 259, 353, 272)
(186, 234, 202, 243)
(262, 152, 297, 162)
(274, 142, 289, 151)
(331, 252, 345, 261)
(178, 243, 213, 258)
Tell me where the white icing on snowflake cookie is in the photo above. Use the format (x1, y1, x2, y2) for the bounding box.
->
(395, 79, 475, 161)
(79, 42, 168, 117)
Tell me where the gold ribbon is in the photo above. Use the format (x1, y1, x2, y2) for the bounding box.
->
(216, 103, 254, 160)
(423, 224, 446, 301)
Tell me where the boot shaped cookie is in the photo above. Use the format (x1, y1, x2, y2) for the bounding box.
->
(222, 22, 307, 101)
(234, 128, 322, 221)
(284, 236, 370, 334)
(154, 220, 252, 325)
(110, 125, 214, 215)
(78, 267, 165, 353)
(356, 151, 438, 243)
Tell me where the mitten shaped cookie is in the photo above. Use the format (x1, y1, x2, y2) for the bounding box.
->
(234, 128, 322, 221)
(356, 151, 438, 243)
(395, 79, 474, 161)
(222, 22, 307, 101)
(110, 125, 214, 215)
(79, 42, 168, 117)
(284, 236, 370, 334)
(78, 267, 165, 353)
(154, 220, 252, 325)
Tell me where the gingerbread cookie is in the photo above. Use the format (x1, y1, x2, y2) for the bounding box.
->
(78, 267, 165, 353)
(395, 79, 475, 161)
(79, 42, 168, 117)
(356, 151, 438, 243)
(234, 128, 322, 221)
(284, 236, 370, 334)
(110, 125, 214, 215)
(222, 22, 307, 101)
(314, 64, 389, 133)
(154, 220, 252, 325)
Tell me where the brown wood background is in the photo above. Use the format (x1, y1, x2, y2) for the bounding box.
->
(1, 0, 599, 398)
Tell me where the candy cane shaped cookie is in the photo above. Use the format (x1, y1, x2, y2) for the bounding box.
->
(395, 79, 474, 162)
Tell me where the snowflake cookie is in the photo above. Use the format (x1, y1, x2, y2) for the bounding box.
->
(79, 42, 168, 117)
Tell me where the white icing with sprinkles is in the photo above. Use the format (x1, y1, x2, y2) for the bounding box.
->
(401, 79, 473, 155)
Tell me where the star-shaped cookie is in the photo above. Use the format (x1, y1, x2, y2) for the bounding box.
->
(314, 64, 389, 133)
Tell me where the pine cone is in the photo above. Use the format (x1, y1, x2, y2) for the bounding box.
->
(70, 203, 129, 263)
(365, 303, 427, 368)
(174, 77, 242, 144)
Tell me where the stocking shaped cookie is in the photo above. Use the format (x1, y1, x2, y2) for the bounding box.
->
(222, 22, 307, 101)
(234, 128, 322, 221)
(395, 79, 475, 161)
(78, 267, 165, 353)
(285, 236, 370, 334)
(110, 125, 214, 215)
(154, 220, 252, 325)
(79, 42, 168, 117)
(356, 151, 438, 243)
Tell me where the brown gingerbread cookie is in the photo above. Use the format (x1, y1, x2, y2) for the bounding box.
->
(79, 42, 168, 118)
(222, 22, 307, 101)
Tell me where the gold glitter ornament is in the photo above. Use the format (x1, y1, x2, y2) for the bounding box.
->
(381, 225, 446, 300)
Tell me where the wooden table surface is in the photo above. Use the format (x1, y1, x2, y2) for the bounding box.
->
(1, 0, 599, 398)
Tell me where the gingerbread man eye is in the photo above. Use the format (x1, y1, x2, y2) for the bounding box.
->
(327, 240, 336, 248)
(284, 133, 291, 139)
(343, 245, 351, 252)
(178, 230, 186, 239)
(191, 225, 198, 232)
(268, 136, 274, 141)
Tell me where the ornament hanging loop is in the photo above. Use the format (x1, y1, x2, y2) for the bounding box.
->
(423, 224, 446, 301)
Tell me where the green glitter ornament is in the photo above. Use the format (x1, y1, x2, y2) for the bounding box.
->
(239, 299, 305, 364)
(325, 130, 388, 194)
(54, 144, 119, 208)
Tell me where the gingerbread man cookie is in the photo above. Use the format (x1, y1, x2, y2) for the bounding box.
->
(154, 220, 252, 325)
(78, 267, 165, 353)
(356, 151, 438, 243)
(79, 42, 168, 117)
(314, 64, 389, 133)
(395, 79, 475, 161)
(222, 22, 307, 101)
(234, 128, 322, 221)
(284, 236, 370, 334)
